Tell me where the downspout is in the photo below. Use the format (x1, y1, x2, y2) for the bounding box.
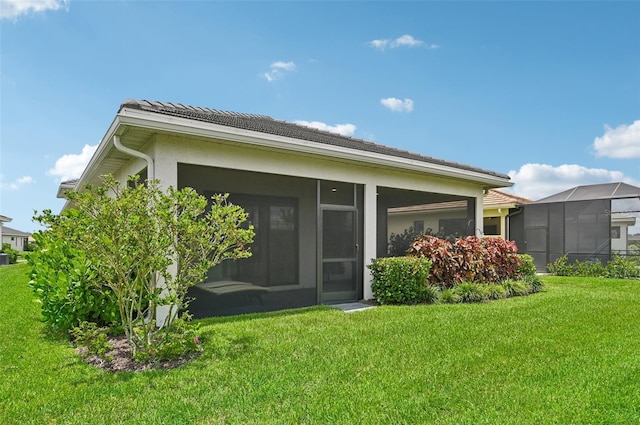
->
(113, 134, 159, 326)
(506, 206, 524, 242)
(113, 135, 155, 180)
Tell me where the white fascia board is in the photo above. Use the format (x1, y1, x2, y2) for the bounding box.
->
(58, 117, 121, 212)
(73, 116, 121, 189)
(117, 108, 512, 189)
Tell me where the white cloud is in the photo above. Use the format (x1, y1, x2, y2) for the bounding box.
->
(0, 175, 35, 191)
(593, 120, 640, 159)
(264, 61, 296, 82)
(380, 97, 414, 113)
(368, 34, 438, 51)
(294, 120, 357, 137)
(0, 0, 68, 20)
(506, 163, 640, 201)
(391, 34, 423, 48)
(47, 144, 97, 182)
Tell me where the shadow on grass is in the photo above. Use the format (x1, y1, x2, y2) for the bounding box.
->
(194, 304, 334, 326)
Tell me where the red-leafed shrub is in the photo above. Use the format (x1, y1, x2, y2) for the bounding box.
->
(408, 235, 521, 288)
(408, 235, 460, 287)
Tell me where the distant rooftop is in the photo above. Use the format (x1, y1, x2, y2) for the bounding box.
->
(120, 100, 510, 181)
(1, 226, 31, 237)
(388, 189, 530, 213)
(534, 182, 640, 204)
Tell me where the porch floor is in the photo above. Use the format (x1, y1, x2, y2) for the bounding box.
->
(329, 301, 376, 313)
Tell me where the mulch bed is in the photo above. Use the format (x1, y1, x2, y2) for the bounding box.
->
(76, 336, 199, 373)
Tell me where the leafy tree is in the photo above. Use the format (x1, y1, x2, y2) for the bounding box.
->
(32, 175, 254, 357)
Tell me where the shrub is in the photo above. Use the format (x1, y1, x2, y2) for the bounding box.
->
(575, 259, 606, 277)
(388, 226, 420, 257)
(408, 235, 522, 287)
(32, 175, 254, 358)
(549, 255, 638, 279)
(134, 314, 203, 362)
(368, 256, 434, 305)
(486, 283, 508, 300)
(439, 289, 460, 304)
(1, 243, 18, 264)
(27, 234, 120, 332)
(517, 254, 537, 281)
(516, 254, 544, 293)
(527, 275, 544, 293)
(70, 321, 114, 359)
(453, 282, 489, 303)
(407, 235, 460, 287)
(502, 279, 531, 297)
(605, 255, 640, 279)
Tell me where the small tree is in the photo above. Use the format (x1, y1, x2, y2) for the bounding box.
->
(33, 175, 254, 357)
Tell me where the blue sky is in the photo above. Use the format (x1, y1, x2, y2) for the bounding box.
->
(1, 0, 639, 234)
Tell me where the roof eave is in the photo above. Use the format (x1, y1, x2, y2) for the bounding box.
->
(116, 107, 512, 188)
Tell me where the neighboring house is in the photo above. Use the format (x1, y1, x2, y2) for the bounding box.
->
(510, 182, 640, 271)
(0, 215, 11, 252)
(610, 213, 637, 254)
(388, 189, 531, 241)
(2, 226, 31, 251)
(58, 99, 512, 318)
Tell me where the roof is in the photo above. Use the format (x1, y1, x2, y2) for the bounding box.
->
(57, 179, 79, 198)
(611, 212, 637, 225)
(120, 100, 510, 181)
(484, 189, 532, 208)
(0, 215, 11, 223)
(534, 182, 640, 204)
(389, 189, 531, 213)
(1, 226, 31, 237)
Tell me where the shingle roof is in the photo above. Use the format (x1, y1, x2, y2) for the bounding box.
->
(120, 99, 510, 180)
(534, 182, 640, 203)
(388, 189, 530, 213)
(1, 226, 31, 237)
(484, 189, 532, 207)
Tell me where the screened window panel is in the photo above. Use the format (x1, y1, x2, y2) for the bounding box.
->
(526, 204, 549, 227)
(525, 228, 547, 252)
(322, 210, 355, 259)
(207, 194, 299, 286)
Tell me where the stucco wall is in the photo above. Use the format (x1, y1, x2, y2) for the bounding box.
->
(109, 132, 488, 307)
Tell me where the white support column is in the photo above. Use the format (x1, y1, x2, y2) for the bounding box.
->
(476, 193, 484, 237)
(153, 142, 179, 326)
(362, 182, 377, 300)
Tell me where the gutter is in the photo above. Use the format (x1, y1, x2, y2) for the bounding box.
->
(113, 135, 155, 180)
(117, 108, 511, 188)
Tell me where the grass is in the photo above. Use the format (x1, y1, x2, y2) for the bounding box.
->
(1, 263, 639, 424)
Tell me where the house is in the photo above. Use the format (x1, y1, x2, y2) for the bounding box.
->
(0, 214, 12, 240)
(509, 182, 640, 271)
(387, 189, 531, 243)
(1, 226, 31, 251)
(611, 213, 637, 254)
(58, 99, 512, 318)
(0, 214, 11, 252)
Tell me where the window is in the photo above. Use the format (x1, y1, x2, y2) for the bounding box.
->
(611, 226, 621, 239)
(483, 217, 501, 236)
(413, 220, 424, 235)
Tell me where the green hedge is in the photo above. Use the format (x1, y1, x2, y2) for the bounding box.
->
(1, 243, 18, 264)
(368, 257, 436, 305)
(548, 255, 640, 279)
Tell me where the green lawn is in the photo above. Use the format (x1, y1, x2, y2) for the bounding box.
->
(1, 263, 639, 424)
